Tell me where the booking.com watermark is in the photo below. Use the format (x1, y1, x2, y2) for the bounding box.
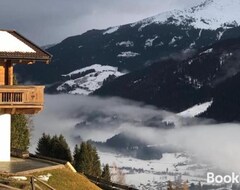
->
(207, 172, 240, 184)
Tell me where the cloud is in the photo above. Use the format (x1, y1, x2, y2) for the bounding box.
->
(0, 0, 203, 45)
(31, 94, 172, 149)
(31, 94, 240, 174)
(31, 94, 203, 151)
(123, 124, 240, 173)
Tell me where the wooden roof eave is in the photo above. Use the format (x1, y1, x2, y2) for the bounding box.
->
(0, 29, 52, 64)
(0, 57, 51, 64)
(10, 30, 52, 58)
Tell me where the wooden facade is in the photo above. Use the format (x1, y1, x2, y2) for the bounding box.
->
(0, 85, 44, 114)
(0, 30, 51, 114)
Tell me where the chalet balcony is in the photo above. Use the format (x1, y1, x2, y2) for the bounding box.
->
(0, 86, 44, 114)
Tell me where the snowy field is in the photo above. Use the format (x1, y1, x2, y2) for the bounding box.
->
(99, 152, 210, 189)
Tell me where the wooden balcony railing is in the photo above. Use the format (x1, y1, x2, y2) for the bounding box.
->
(0, 85, 44, 114)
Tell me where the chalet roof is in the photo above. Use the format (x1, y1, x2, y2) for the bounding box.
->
(0, 30, 51, 64)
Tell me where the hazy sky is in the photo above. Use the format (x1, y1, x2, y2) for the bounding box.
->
(0, 0, 201, 45)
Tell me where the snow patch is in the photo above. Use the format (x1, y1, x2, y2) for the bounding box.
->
(117, 51, 140, 58)
(145, 36, 158, 48)
(200, 48, 213, 55)
(38, 173, 52, 182)
(189, 41, 196, 48)
(183, 75, 203, 89)
(116, 41, 134, 47)
(57, 64, 125, 95)
(156, 42, 164, 47)
(178, 100, 213, 118)
(188, 60, 194, 65)
(169, 36, 183, 45)
(103, 26, 119, 35)
(217, 30, 225, 40)
(11, 176, 28, 181)
(205, 48, 213, 53)
(219, 52, 233, 66)
(196, 29, 203, 40)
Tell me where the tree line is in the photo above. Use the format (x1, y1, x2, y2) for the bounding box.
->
(36, 133, 111, 181)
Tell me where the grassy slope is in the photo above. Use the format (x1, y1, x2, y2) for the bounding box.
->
(32, 167, 101, 190)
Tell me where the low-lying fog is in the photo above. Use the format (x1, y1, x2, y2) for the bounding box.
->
(31, 94, 240, 173)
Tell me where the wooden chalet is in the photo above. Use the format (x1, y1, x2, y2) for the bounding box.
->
(0, 30, 51, 114)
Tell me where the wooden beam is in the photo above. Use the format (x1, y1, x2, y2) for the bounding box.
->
(0, 59, 46, 64)
(11, 108, 16, 114)
(0, 108, 42, 114)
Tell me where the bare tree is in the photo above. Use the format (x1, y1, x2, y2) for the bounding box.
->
(111, 162, 126, 185)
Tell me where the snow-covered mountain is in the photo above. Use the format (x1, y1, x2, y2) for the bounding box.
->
(56, 64, 124, 95)
(132, 0, 240, 31)
(15, 0, 240, 86)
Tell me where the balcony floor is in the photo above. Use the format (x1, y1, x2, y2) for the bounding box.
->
(0, 157, 58, 173)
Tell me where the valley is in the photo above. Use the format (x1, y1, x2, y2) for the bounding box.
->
(17, 0, 240, 189)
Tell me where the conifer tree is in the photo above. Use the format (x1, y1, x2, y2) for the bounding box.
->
(11, 75, 31, 151)
(36, 134, 72, 162)
(74, 141, 102, 177)
(73, 144, 81, 172)
(11, 114, 30, 151)
(85, 142, 101, 176)
(78, 142, 89, 173)
(90, 145, 101, 177)
(50, 134, 72, 162)
(36, 133, 51, 156)
(102, 164, 111, 181)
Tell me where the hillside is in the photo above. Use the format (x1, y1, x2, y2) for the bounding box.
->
(201, 73, 240, 122)
(0, 167, 101, 190)
(32, 167, 101, 190)
(94, 37, 240, 121)
(15, 0, 240, 87)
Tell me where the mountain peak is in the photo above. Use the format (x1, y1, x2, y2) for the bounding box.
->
(132, 0, 240, 30)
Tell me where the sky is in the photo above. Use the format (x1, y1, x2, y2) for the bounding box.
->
(0, 0, 201, 46)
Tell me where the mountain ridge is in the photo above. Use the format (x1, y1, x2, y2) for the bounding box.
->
(15, 0, 240, 86)
(131, 0, 240, 31)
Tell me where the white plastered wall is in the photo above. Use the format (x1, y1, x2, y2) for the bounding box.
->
(0, 114, 11, 161)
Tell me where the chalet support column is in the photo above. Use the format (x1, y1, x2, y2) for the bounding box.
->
(0, 114, 11, 161)
(8, 61, 13, 85)
(0, 62, 4, 85)
(5, 60, 13, 85)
